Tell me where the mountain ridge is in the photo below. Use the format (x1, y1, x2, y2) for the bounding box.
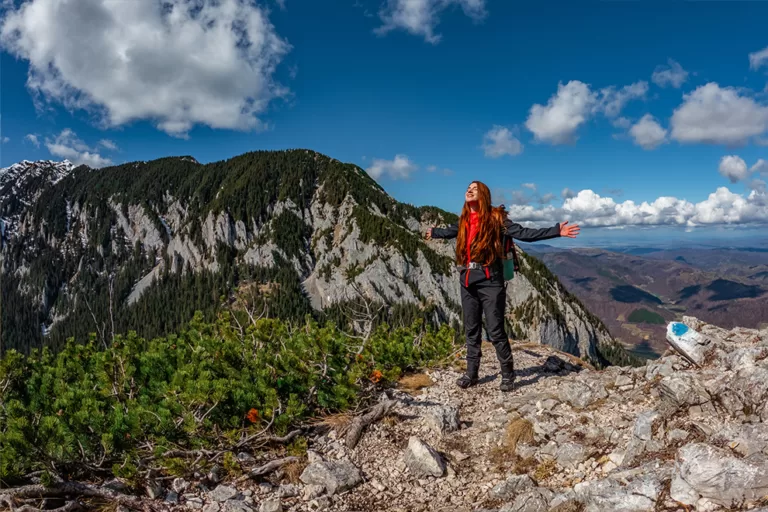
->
(0, 150, 633, 368)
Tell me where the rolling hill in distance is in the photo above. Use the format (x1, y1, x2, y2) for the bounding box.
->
(525, 243, 768, 358)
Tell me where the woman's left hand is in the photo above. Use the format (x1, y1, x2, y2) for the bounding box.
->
(559, 221, 580, 238)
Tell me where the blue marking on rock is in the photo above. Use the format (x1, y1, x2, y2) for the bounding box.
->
(671, 322, 689, 336)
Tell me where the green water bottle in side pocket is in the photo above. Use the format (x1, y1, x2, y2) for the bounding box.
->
(502, 234, 518, 280)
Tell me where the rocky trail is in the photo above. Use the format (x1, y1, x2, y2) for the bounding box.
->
(20, 317, 768, 512)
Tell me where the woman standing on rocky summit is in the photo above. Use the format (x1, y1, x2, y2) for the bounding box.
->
(425, 181, 580, 392)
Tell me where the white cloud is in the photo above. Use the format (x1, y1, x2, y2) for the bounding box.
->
(561, 187, 577, 199)
(670, 83, 768, 145)
(749, 46, 768, 71)
(24, 134, 40, 147)
(99, 139, 118, 151)
(375, 0, 486, 44)
(0, 0, 290, 138)
(45, 129, 112, 168)
(540, 193, 556, 204)
(1, 136, 9, 143)
(366, 154, 418, 180)
(651, 59, 689, 88)
(525, 80, 597, 144)
(612, 117, 632, 129)
(505, 187, 768, 228)
(750, 159, 768, 176)
(718, 155, 749, 183)
(521, 182, 537, 191)
(597, 81, 648, 118)
(749, 179, 766, 193)
(482, 125, 523, 157)
(426, 164, 453, 175)
(525, 79, 646, 145)
(426, 165, 438, 172)
(629, 114, 667, 150)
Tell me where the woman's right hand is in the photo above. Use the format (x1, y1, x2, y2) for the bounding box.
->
(425, 227, 433, 240)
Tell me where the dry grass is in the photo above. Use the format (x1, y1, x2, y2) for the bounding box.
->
(503, 418, 535, 455)
(512, 456, 537, 474)
(282, 461, 306, 484)
(382, 413, 402, 428)
(532, 459, 557, 482)
(310, 412, 354, 434)
(398, 373, 435, 395)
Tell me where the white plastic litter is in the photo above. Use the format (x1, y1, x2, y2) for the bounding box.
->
(666, 321, 709, 366)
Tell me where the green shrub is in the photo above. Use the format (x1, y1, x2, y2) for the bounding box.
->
(0, 313, 456, 481)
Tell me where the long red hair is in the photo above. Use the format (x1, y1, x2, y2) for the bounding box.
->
(455, 181, 507, 266)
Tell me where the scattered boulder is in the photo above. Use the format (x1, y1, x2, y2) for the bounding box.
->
(500, 488, 554, 512)
(555, 443, 589, 469)
(426, 405, 460, 435)
(300, 461, 363, 496)
(574, 475, 662, 511)
(490, 474, 535, 500)
(404, 437, 446, 477)
(558, 380, 607, 409)
(673, 443, 768, 507)
(210, 485, 239, 503)
(259, 499, 282, 512)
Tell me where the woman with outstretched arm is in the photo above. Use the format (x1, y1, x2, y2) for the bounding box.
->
(425, 181, 580, 392)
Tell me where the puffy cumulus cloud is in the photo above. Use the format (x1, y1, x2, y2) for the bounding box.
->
(375, 0, 485, 44)
(426, 164, 453, 176)
(0, 0, 290, 138)
(525, 80, 647, 144)
(504, 188, 768, 228)
(629, 114, 667, 150)
(718, 155, 749, 183)
(597, 81, 648, 118)
(366, 154, 418, 180)
(749, 46, 768, 71)
(525, 81, 597, 144)
(651, 59, 689, 88)
(481, 125, 523, 157)
(45, 129, 112, 168)
(751, 159, 768, 176)
(561, 187, 577, 199)
(24, 134, 40, 147)
(670, 83, 768, 145)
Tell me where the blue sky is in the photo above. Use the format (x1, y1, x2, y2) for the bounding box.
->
(1, 0, 767, 242)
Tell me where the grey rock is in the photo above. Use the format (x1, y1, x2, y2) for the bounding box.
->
(633, 410, 662, 441)
(574, 475, 662, 512)
(658, 374, 710, 409)
(277, 484, 299, 498)
(259, 499, 282, 512)
(165, 491, 179, 505)
(620, 438, 646, 469)
(145, 481, 164, 500)
(172, 478, 189, 494)
(667, 428, 690, 443)
(558, 380, 607, 409)
(403, 436, 446, 478)
(207, 465, 223, 484)
(186, 496, 204, 510)
(237, 452, 256, 463)
(721, 423, 768, 457)
(300, 460, 363, 495)
(302, 484, 325, 501)
(427, 405, 460, 435)
(223, 499, 253, 512)
(489, 474, 535, 500)
(500, 488, 554, 512)
(308, 496, 331, 510)
(210, 485, 239, 503)
(555, 442, 589, 469)
(675, 443, 768, 507)
(203, 503, 221, 512)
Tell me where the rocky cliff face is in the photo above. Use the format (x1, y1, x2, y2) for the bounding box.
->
(0, 151, 618, 365)
(132, 316, 768, 512)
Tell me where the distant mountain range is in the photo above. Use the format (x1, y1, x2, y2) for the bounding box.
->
(0, 152, 635, 367)
(524, 244, 768, 358)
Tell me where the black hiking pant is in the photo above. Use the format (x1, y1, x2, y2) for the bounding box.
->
(461, 283, 514, 381)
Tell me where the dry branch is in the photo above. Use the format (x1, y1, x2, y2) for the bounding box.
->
(345, 399, 396, 449)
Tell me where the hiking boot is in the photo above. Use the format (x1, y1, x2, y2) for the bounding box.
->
(499, 378, 515, 392)
(456, 374, 478, 389)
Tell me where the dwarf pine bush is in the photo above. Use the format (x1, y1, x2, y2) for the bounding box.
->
(0, 312, 456, 481)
